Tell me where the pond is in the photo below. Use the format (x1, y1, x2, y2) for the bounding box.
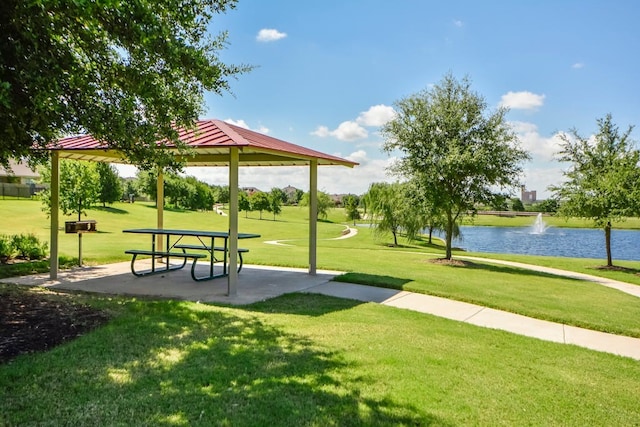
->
(444, 225, 640, 261)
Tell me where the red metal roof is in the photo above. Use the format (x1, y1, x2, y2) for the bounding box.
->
(53, 119, 357, 167)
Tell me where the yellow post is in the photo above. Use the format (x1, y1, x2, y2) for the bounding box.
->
(49, 152, 60, 279)
(228, 147, 239, 296)
(309, 159, 318, 275)
(156, 167, 164, 249)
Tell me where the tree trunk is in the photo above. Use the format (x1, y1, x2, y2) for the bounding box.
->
(605, 221, 613, 267)
(428, 226, 433, 244)
(392, 230, 398, 246)
(445, 213, 453, 260)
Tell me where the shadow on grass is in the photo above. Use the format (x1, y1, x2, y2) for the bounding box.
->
(332, 272, 413, 290)
(440, 260, 583, 281)
(93, 206, 129, 215)
(0, 296, 446, 425)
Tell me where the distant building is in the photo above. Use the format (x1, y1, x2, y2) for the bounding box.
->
(520, 186, 537, 204)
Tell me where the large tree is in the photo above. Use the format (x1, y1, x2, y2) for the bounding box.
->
(0, 0, 249, 169)
(552, 114, 640, 267)
(382, 73, 530, 259)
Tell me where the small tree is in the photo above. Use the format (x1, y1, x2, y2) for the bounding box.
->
(552, 114, 640, 267)
(238, 191, 251, 218)
(268, 188, 283, 220)
(511, 198, 525, 212)
(96, 162, 122, 207)
(364, 182, 405, 246)
(40, 160, 99, 217)
(343, 194, 361, 225)
(300, 191, 334, 220)
(382, 73, 530, 259)
(250, 191, 270, 220)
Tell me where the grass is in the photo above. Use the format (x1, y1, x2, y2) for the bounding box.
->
(1, 289, 639, 426)
(1, 200, 640, 424)
(1, 199, 639, 337)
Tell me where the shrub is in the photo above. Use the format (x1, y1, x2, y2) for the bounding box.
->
(12, 233, 48, 260)
(0, 234, 13, 263)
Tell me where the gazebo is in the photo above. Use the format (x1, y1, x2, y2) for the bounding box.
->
(49, 119, 358, 294)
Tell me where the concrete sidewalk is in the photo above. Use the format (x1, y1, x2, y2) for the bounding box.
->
(305, 281, 640, 361)
(3, 260, 639, 360)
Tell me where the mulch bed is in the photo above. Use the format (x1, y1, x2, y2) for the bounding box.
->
(0, 286, 110, 364)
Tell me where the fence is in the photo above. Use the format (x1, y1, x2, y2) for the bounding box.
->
(0, 183, 48, 199)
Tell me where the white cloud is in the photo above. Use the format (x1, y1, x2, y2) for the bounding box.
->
(510, 121, 564, 161)
(224, 118, 249, 129)
(499, 91, 545, 111)
(453, 19, 463, 27)
(356, 104, 396, 126)
(522, 166, 565, 200)
(333, 121, 368, 141)
(572, 62, 585, 69)
(313, 104, 395, 141)
(311, 121, 368, 141)
(224, 118, 270, 134)
(256, 28, 287, 42)
(311, 126, 331, 138)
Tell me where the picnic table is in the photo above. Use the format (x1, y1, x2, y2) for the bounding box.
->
(122, 228, 260, 281)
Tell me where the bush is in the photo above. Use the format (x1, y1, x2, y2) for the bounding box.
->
(12, 233, 48, 260)
(0, 234, 13, 263)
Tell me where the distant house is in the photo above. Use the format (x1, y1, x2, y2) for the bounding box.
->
(0, 159, 39, 184)
(0, 160, 45, 198)
(242, 186, 261, 196)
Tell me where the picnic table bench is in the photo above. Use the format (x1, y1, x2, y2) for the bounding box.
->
(122, 228, 260, 281)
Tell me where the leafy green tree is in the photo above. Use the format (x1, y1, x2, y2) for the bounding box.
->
(136, 170, 158, 202)
(122, 179, 139, 202)
(364, 182, 406, 246)
(511, 198, 525, 212)
(40, 160, 99, 217)
(535, 198, 559, 213)
(0, 0, 249, 170)
(238, 191, 251, 218)
(96, 162, 122, 207)
(300, 191, 334, 220)
(215, 185, 230, 205)
(551, 114, 640, 267)
(250, 191, 270, 220)
(268, 188, 283, 220)
(343, 194, 361, 225)
(382, 73, 530, 259)
(287, 188, 304, 205)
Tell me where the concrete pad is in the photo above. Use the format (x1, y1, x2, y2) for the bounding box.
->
(563, 325, 640, 360)
(0, 261, 341, 306)
(382, 292, 485, 322)
(464, 307, 566, 343)
(305, 281, 403, 303)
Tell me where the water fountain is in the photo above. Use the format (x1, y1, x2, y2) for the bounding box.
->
(530, 213, 548, 234)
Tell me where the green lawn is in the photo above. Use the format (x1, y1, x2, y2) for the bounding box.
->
(1, 199, 640, 424)
(1, 288, 639, 426)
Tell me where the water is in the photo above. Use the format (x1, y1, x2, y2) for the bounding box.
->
(445, 225, 640, 261)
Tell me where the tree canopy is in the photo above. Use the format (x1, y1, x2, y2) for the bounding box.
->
(552, 114, 640, 266)
(382, 73, 530, 259)
(0, 0, 249, 169)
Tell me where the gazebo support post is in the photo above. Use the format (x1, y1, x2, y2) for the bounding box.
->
(309, 159, 318, 275)
(156, 167, 164, 249)
(49, 151, 60, 279)
(228, 147, 239, 295)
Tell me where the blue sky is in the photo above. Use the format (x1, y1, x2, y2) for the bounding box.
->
(120, 0, 640, 199)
